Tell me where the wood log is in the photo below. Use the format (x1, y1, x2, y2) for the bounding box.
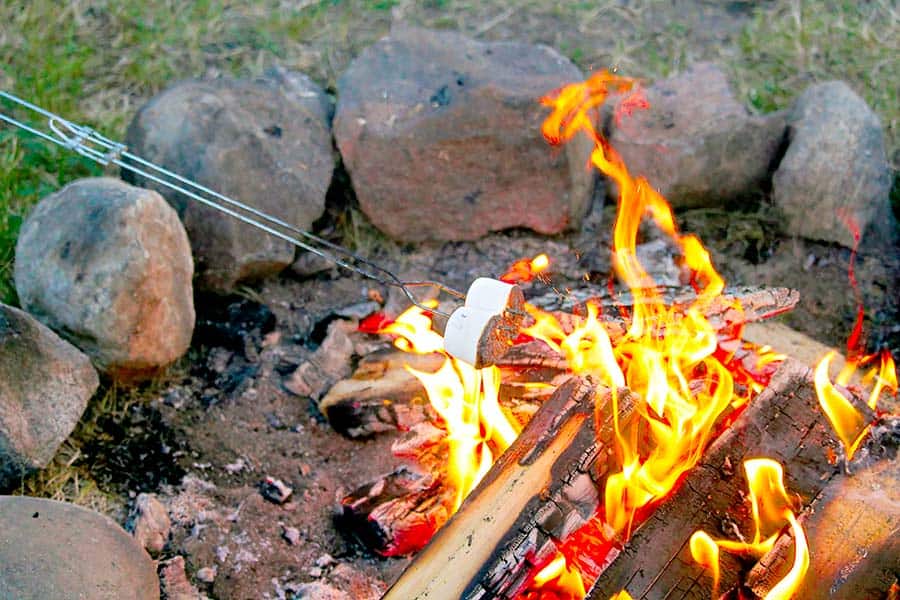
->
(584, 358, 844, 599)
(528, 285, 799, 326)
(320, 345, 559, 438)
(318, 350, 442, 437)
(383, 377, 637, 600)
(318, 286, 797, 438)
(743, 417, 900, 600)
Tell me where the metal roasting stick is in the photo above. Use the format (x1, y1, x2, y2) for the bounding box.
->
(0, 90, 464, 318)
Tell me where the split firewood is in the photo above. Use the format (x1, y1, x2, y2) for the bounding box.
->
(744, 417, 900, 600)
(320, 344, 560, 438)
(383, 376, 637, 600)
(529, 285, 799, 328)
(318, 350, 444, 437)
(584, 358, 845, 599)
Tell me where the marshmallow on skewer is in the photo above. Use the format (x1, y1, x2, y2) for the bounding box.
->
(443, 278, 527, 368)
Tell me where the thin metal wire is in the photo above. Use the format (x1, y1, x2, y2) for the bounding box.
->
(0, 90, 464, 317)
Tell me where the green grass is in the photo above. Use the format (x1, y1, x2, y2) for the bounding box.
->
(1, 0, 898, 509)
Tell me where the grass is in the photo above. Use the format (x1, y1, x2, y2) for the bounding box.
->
(1, 0, 897, 509)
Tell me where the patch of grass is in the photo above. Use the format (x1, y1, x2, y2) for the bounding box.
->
(17, 367, 187, 517)
(735, 0, 899, 162)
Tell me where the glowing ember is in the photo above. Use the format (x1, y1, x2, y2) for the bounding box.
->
(690, 459, 809, 600)
(501, 253, 551, 284)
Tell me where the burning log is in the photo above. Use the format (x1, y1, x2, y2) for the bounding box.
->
(335, 421, 454, 556)
(383, 376, 636, 600)
(335, 464, 455, 558)
(320, 344, 560, 437)
(318, 349, 444, 437)
(528, 285, 799, 327)
(744, 418, 900, 600)
(584, 358, 847, 599)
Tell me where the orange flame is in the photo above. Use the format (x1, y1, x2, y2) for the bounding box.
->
(690, 459, 809, 600)
(501, 253, 551, 284)
(535, 71, 762, 546)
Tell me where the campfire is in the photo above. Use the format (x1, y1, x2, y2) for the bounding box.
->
(326, 73, 898, 599)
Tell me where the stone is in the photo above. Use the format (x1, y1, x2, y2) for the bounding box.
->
(0, 304, 98, 489)
(333, 26, 595, 242)
(608, 62, 786, 208)
(159, 556, 204, 600)
(0, 496, 159, 600)
(772, 81, 896, 249)
(129, 493, 171, 556)
(14, 177, 195, 380)
(125, 68, 335, 291)
(292, 581, 350, 600)
(195, 566, 217, 584)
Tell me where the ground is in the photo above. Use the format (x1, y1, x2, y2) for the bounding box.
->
(1, 0, 899, 596)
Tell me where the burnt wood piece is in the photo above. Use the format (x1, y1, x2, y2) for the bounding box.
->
(529, 285, 799, 326)
(318, 350, 444, 437)
(335, 464, 454, 558)
(383, 377, 637, 600)
(744, 418, 900, 600)
(320, 344, 557, 438)
(585, 358, 843, 600)
(336, 422, 455, 557)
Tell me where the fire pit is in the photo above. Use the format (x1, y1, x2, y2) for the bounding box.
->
(318, 73, 899, 600)
(2, 61, 897, 600)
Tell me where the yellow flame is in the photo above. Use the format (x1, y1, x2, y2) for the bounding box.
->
(535, 71, 760, 542)
(381, 304, 519, 511)
(532, 553, 586, 599)
(689, 531, 720, 594)
(813, 352, 870, 461)
(690, 459, 808, 600)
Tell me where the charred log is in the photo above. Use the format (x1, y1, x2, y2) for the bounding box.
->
(383, 377, 636, 600)
(320, 345, 559, 438)
(744, 417, 900, 600)
(585, 358, 844, 599)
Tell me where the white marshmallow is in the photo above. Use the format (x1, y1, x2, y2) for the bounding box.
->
(464, 277, 518, 313)
(443, 306, 497, 367)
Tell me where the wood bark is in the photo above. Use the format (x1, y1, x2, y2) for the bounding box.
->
(320, 344, 559, 437)
(319, 286, 797, 438)
(584, 358, 844, 599)
(744, 418, 900, 600)
(383, 377, 636, 600)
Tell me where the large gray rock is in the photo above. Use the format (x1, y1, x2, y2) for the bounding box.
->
(773, 81, 896, 248)
(608, 62, 786, 208)
(0, 496, 159, 600)
(15, 177, 195, 380)
(333, 26, 595, 242)
(0, 305, 98, 489)
(125, 69, 335, 291)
